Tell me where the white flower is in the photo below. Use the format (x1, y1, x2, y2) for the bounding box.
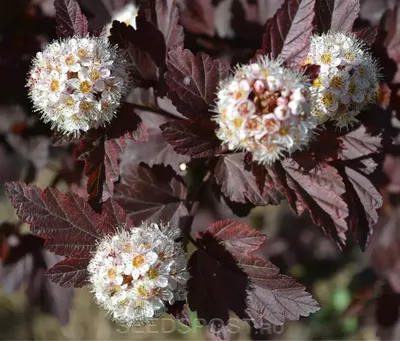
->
(87, 222, 189, 327)
(214, 56, 316, 165)
(27, 36, 131, 135)
(307, 31, 380, 128)
(107, 2, 139, 35)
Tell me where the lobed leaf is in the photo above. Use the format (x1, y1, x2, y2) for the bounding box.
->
(74, 104, 146, 206)
(354, 26, 379, 45)
(114, 164, 188, 227)
(178, 0, 215, 36)
(215, 153, 284, 206)
(165, 46, 229, 118)
(5, 182, 132, 259)
(257, 0, 316, 63)
(315, 0, 360, 33)
(281, 159, 349, 247)
(46, 258, 90, 287)
(188, 220, 319, 338)
(55, 0, 88, 38)
(140, 0, 184, 51)
(119, 110, 190, 174)
(0, 233, 74, 324)
(160, 118, 226, 158)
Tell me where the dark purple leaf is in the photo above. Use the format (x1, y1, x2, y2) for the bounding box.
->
(257, 0, 316, 63)
(75, 104, 146, 204)
(354, 26, 379, 45)
(140, 0, 184, 50)
(5, 182, 132, 259)
(119, 110, 190, 174)
(242, 257, 320, 327)
(46, 258, 90, 287)
(55, 0, 89, 38)
(167, 301, 192, 327)
(281, 159, 349, 247)
(215, 153, 284, 206)
(0, 233, 74, 325)
(114, 164, 188, 227)
(343, 166, 382, 249)
(179, 0, 215, 36)
(315, 0, 360, 33)
(369, 209, 400, 293)
(188, 220, 319, 337)
(165, 46, 229, 118)
(160, 118, 225, 158)
(206, 219, 266, 257)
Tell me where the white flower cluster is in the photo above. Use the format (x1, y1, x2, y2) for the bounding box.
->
(307, 32, 380, 128)
(27, 37, 131, 135)
(215, 56, 316, 164)
(87, 222, 189, 326)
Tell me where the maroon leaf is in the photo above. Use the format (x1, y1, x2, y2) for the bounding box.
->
(242, 257, 320, 327)
(206, 219, 266, 257)
(167, 301, 191, 327)
(55, 0, 88, 38)
(160, 118, 225, 158)
(215, 153, 284, 206)
(281, 159, 349, 247)
(75, 104, 146, 205)
(336, 125, 383, 249)
(343, 166, 382, 249)
(114, 164, 188, 227)
(140, 0, 184, 50)
(165, 46, 229, 118)
(109, 20, 163, 88)
(369, 209, 400, 293)
(120, 110, 190, 174)
(354, 26, 379, 45)
(46, 258, 90, 287)
(179, 0, 215, 36)
(0, 233, 74, 325)
(257, 0, 316, 63)
(188, 220, 319, 337)
(339, 124, 381, 170)
(315, 0, 360, 33)
(5, 182, 132, 259)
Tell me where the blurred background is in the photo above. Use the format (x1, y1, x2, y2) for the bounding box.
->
(0, 0, 400, 340)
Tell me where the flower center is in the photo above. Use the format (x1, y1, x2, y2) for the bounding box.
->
(233, 117, 243, 128)
(265, 119, 278, 132)
(348, 82, 358, 95)
(108, 285, 120, 297)
(89, 69, 101, 81)
(77, 48, 87, 59)
(132, 255, 145, 267)
(322, 93, 334, 106)
(64, 96, 75, 107)
(321, 53, 332, 64)
(147, 268, 159, 280)
(247, 118, 260, 130)
(313, 78, 321, 88)
(107, 268, 117, 279)
(79, 101, 93, 112)
(137, 285, 149, 297)
(344, 52, 355, 62)
(279, 127, 289, 136)
(80, 81, 92, 93)
(65, 55, 75, 66)
(330, 76, 343, 89)
(50, 80, 60, 92)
